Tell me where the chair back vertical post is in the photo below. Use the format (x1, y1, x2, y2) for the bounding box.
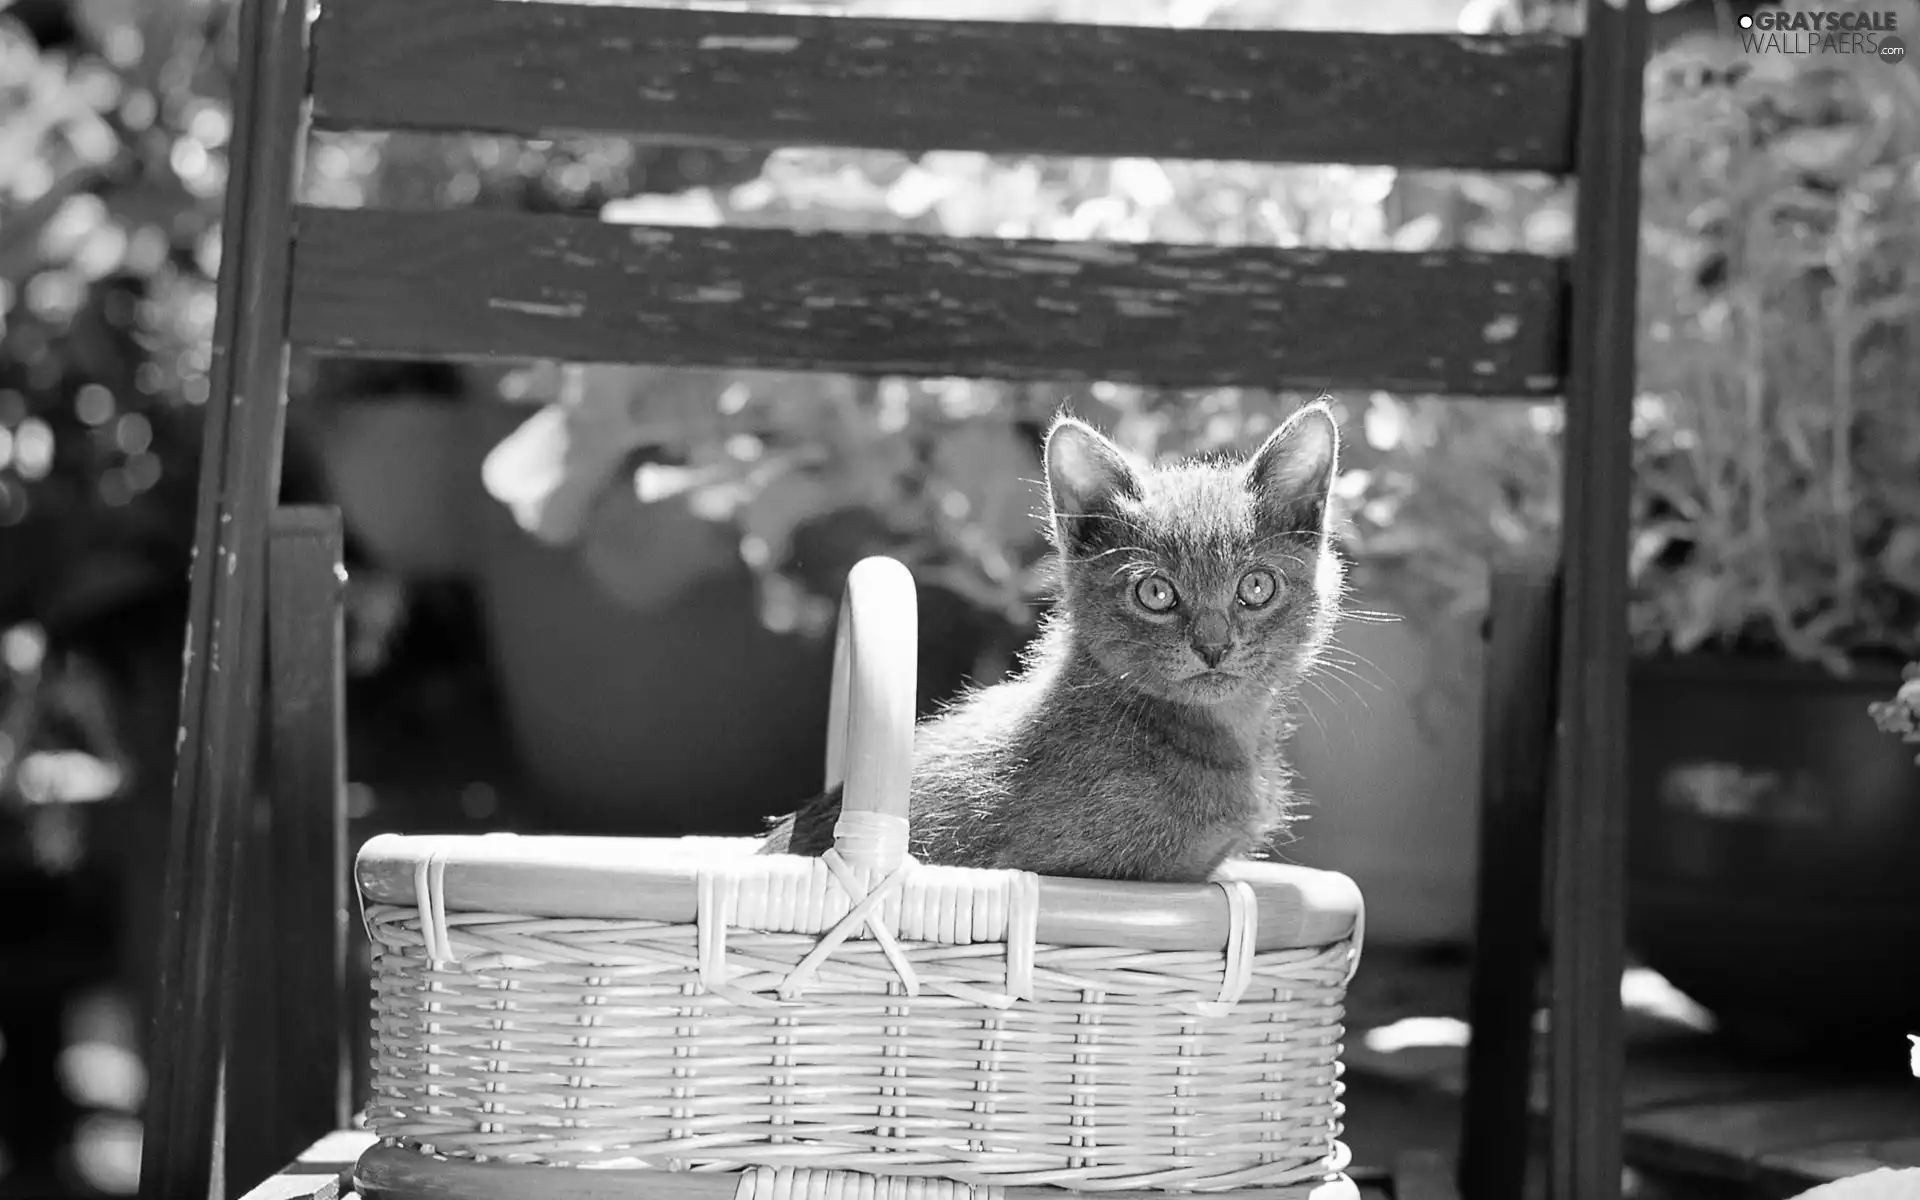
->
(1549, 0, 1648, 1198)
(137, 0, 312, 1196)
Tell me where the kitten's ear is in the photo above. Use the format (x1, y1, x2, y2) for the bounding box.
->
(1045, 416, 1141, 550)
(1245, 401, 1339, 531)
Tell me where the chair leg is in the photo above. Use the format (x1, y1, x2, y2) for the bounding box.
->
(1458, 564, 1560, 1200)
(226, 508, 352, 1191)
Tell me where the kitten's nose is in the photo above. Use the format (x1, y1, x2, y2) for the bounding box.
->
(1190, 612, 1233, 668)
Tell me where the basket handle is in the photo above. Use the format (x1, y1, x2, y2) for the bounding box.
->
(824, 556, 918, 872)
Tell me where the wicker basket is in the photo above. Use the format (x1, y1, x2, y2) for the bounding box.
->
(352, 557, 1366, 1199)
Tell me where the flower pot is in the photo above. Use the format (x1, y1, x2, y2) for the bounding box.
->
(301, 394, 481, 578)
(464, 397, 1029, 836)
(1286, 572, 1485, 947)
(1628, 654, 1920, 1060)
(468, 458, 834, 837)
(303, 390, 831, 835)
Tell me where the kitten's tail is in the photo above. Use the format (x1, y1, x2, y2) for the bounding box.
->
(755, 784, 845, 857)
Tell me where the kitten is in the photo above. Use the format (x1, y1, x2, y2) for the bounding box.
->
(759, 402, 1345, 884)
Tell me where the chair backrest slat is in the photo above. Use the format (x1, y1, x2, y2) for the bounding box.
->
(288, 206, 1567, 394)
(310, 1, 1579, 172)
(300, 3, 1583, 396)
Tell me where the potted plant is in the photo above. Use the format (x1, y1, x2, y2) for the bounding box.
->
(1620, 41, 1920, 1057)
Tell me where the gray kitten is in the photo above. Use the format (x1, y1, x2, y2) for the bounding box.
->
(761, 402, 1345, 883)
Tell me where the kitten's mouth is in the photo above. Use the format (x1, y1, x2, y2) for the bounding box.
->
(1175, 670, 1247, 701)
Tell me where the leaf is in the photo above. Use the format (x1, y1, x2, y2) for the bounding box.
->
(1629, 527, 1675, 582)
(479, 404, 585, 543)
(1390, 214, 1444, 252)
(884, 165, 954, 219)
(737, 467, 845, 572)
(1884, 525, 1920, 592)
(599, 190, 723, 228)
(479, 364, 693, 546)
(1109, 158, 1176, 211)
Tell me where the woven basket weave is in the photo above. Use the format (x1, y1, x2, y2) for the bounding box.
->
(353, 557, 1366, 1199)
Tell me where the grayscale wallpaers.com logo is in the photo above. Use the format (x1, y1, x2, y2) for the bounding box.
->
(1738, 9, 1906, 62)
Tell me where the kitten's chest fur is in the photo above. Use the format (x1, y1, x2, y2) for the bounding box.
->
(914, 654, 1292, 882)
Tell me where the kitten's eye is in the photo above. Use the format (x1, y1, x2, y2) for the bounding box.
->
(1237, 568, 1279, 608)
(1134, 574, 1179, 613)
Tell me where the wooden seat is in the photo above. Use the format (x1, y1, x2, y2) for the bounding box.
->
(138, 1, 1648, 1198)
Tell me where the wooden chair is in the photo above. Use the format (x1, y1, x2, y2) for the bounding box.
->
(135, 0, 1646, 1197)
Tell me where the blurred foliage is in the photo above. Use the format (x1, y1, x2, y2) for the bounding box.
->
(0, 0, 234, 857)
(0, 0, 224, 636)
(1633, 40, 1920, 669)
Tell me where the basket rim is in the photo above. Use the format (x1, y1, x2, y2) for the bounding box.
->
(353, 1142, 1362, 1199)
(355, 832, 1361, 953)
